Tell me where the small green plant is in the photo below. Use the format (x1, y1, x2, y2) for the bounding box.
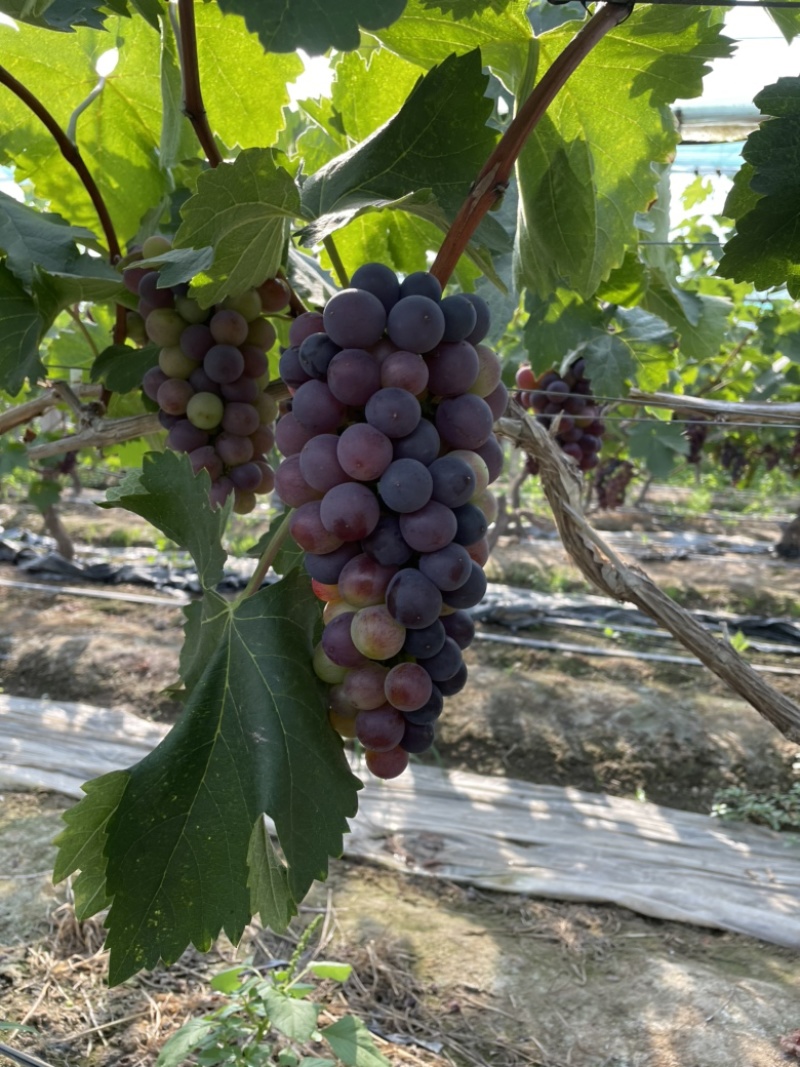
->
(711, 783, 800, 833)
(156, 919, 389, 1067)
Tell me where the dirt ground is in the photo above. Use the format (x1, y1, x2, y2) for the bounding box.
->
(1, 494, 800, 1065)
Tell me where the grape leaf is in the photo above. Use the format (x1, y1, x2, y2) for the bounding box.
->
(0, 15, 171, 242)
(718, 78, 800, 297)
(102, 569, 359, 984)
(194, 3, 303, 152)
(175, 149, 301, 307)
(135, 247, 216, 289)
(90, 342, 159, 393)
(321, 1017, 390, 1067)
(102, 450, 228, 590)
(248, 816, 296, 932)
(627, 420, 689, 480)
(515, 6, 733, 299)
(300, 51, 508, 259)
(0, 261, 44, 393)
(330, 48, 422, 146)
(0, 192, 98, 286)
(214, 0, 407, 56)
(764, 4, 800, 44)
(372, 0, 533, 90)
(178, 590, 232, 697)
(34, 257, 126, 313)
(0, 0, 118, 31)
(52, 770, 129, 920)
(641, 282, 730, 364)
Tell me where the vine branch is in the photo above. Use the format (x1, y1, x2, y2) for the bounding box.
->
(0, 384, 103, 436)
(176, 0, 222, 168)
(496, 403, 800, 744)
(0, 66, 121, 263)
(430, 1, 632, 286)
(26, 412, 161, 460)
(626, 390, 800, 425)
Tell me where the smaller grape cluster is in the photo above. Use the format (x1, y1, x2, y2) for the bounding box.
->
(514, 360, 605, 476)
(682, 418, 708, 465)
(126, 236, 286, 514)
(273, 264, 508, 780)
(594, 458, 634, 509)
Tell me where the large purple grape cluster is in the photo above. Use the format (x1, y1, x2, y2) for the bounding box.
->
(274, 265, 507, 780)
(127, 236, 289, 514)
(515, 360, 605, 476)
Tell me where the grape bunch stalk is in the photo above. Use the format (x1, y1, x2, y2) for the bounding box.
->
(514, 360, 605, 476)
(127, 235, 287, 514)
(273, 264, 508, 780)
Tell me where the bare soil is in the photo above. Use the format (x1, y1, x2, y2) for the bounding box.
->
(1, 495, 799, 1065)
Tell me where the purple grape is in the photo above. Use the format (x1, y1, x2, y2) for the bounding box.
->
(303, 542, 361, 584)
(337, 423, 393, 481)
(418, 637, 463, 682)
(167, 419, 208, 453)
(400, 721, 435, 754)
(386, 569, 442, 629)
(222, 402, 260, 436)
(350, 262, 401, 312)
(426, 341, 479, 397)
(298, 332, 340, 379)
(463, 293, 490, 345)
(158, 410, 180, 430)
(392, 418, 440, 464)
(402, 620, 446, 659)
(440, 294, 478, 343)
(279, 346, 312, 389)
(386, 295, 445, 353)
(378, 458, 433, 514)
(399, 501, 457, 553)
(221, 376, 260, 404)
(123, 266, 150, 295)
(323, 288, 387, 349)
(438, 661, 468, 696)
(157, 378, 194, 415)
(320, 482, 381, 542)
(380, 350, 429, 394)
(205, 344, 245, 384)
(292, 380, 345, 434)
(474, 434, 504, 483)
(288, 311, 325, 347)
(399, 272, 442, 301)
(210, 309, 248, 346)
(240, 345, 268, 379)
(428, 456, 477, 508)
(209, 477, 234, 509)
(327, 348, 381, 407)
(442, 610, 475, 650)
(189, 366, 221, 396)
(403, 685, 443, 726)
(139, 270, 174, 308)
(189, 445, 223, 480)
(442, 562, 487, 610)
(230, 461, 263, 492)
(274, 455, 322, 508)
(435, 394, 494, 450)
(361, 515, 413, 567)
(418, 543, 471, 591)
(484, 381, 509, 420)
(143, 366, 168, 402)
(453, 503, 488, 546)
(300, 434, 349, 493)
(180, 324, 214, 361)
(215, 432, 254, 467)
(365, 387, 421, 438)
(275, 412, 314, 456)
(321, 612, 367, 669)
(290, 500, 343, 554)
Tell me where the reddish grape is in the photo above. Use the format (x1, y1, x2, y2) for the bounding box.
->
(384, 662, 433, 712)
(356, 706, 406, 753)
(365, 746, 410, 779)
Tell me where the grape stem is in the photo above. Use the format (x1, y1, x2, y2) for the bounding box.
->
(429, 1, 632, 287)
(322, 235, 350, 289)
(0, 66, 121, 263)
(176, 0, 223, 168)
(241, 512, 294, 599)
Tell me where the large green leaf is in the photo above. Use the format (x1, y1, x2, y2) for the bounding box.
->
(627, 419, 689, 479)
(0, 192, 98, 285)
(214, 0, 407, 56)
(514, 6, 733, 298)
(194, 3, 303, 152)
(373, 0, 532, 90)
(175, 149, 301, 307)
(52, 771, 129, 920)
(718, 78, 800, 297)
(330, 47, 425, 145)
(248, 816, 296, 932)
(0, 15, 169, 243)
(90, 342, 159, 392)
(301, 50, 508, 259)
(0, 261, 44, 392)
(0, 0, 120, 31)
(102, 567, 359, 984)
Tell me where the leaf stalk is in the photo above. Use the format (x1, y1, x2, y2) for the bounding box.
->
(430, 1, 632, 287)
(242, 512, 294, 599)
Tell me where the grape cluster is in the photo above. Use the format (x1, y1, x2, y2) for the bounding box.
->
(594, 458, 634, 510)
(720, 438, 747, 484)
(274, 265, 507, 780)
(126, 235, 287, 514)
(682, 418, 708, 465)
(514, 361, 605, 476)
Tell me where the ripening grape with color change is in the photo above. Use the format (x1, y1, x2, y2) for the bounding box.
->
(128, 235, 288, 514)
(515, 361, 605, 476)
(274, 265, 507, 780)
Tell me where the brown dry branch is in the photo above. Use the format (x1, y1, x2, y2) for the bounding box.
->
(627, 389, 800, 424)
(0, 384, 103, 436)
(27, 412, 161, 460)
(495, 403, 800, 743)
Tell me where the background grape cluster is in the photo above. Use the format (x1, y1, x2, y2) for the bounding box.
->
(514, 361, 605, 477)
(128, 236, 285, 514)
(273, 264, 508, 779)
(594, 458, 635, 509)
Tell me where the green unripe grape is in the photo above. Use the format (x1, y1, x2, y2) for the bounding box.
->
(468, 344, 502, 398)
(126, 310, 147, 345)
(233, 488, 257, 515)
(475, 488, 498, 524)
(255, 371, 271, 390)
(313, 643, 348, 685)
(141, 234, 172, 259)
(175, 296, 209, 325)
(246, 317, 277, 351)
(223, 289, 262, 322)
(159, 345, 196, 379)
(146, 308, 185, 347)
(254, 391, 278, 424)
(186, 391, 224, 430)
